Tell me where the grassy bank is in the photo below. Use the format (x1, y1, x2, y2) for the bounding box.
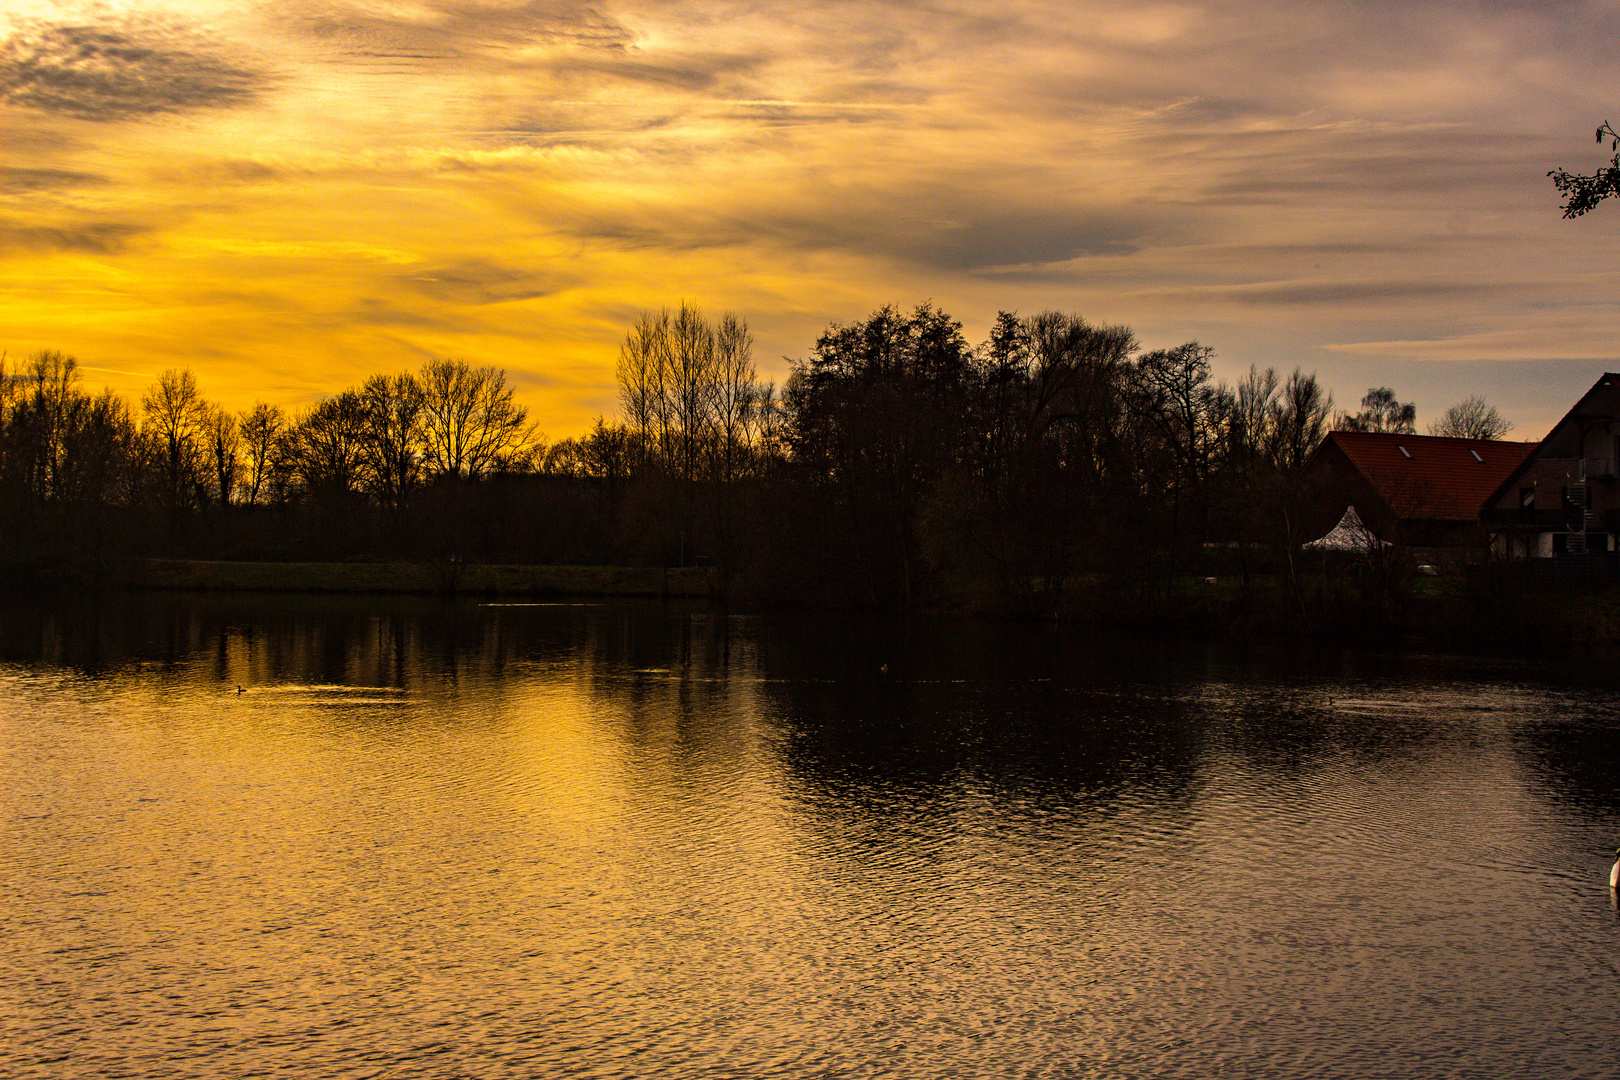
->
(93, 558, 1620, 649)
(133, 559, 718, 598)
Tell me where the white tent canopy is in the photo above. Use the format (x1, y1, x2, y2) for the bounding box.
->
(1303, 506, 1389, 551)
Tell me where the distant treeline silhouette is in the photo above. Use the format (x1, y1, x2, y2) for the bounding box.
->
(2, 302, 1489, 608)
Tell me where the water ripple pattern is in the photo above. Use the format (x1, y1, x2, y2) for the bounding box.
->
(2, 596, 1619, 1078)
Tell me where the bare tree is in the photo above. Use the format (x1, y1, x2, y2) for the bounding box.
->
(580, 418, 633, 484)
(1228, 365, 1281, 468)
(17, 350, 82, 499)
(541, 437, 587, 479)
(544, 418, 635, 483)
(614, 302, 776, 569)
(358, 372, 423, 519)
(669, 302, 716, 487)
(1275, 369, 1333, 468)
(1429, 394, 1512, 440)
(141, 368, 210, 512)
(238, 403, 286, 506)
(417, 358, 539, 480)
(203, 404, 241, 507)
(1338, 387, 1416, 434)
(706, 311, 759, 485)
(617, 311, 670, 472)
(0, 353, 140, 512)
(58, 388, 140, 510)
(1131, 342, 1226, 490)
(617, 302, 770, 491)
(289, 391, 367, 504)
(0, 351, 12, 424)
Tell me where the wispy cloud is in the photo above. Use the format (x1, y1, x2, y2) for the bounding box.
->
(0, 20, 264, 121)
(290, 0, 635, 65)
(79, 363, 157, 379)
(1, 0, 1618, 436)
(0, 165, 106, 192)
(0, 218, 149, 253)
(403, 258, 580, 306)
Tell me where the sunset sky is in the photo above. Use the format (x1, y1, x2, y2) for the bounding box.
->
(2, 0, 1617, 439)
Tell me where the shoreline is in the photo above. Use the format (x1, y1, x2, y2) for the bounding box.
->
(129, 559, 719, 599)
(19, 558, 1620, 651)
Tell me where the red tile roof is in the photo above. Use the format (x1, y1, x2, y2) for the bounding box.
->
(1323, 432, 1535, 521)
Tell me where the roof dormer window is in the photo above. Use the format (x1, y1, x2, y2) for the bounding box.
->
(1470, 449, 1483, 462)
(1398, 445, 1411, 459)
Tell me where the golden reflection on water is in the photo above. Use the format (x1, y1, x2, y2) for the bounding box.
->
(3, 597, 1620, 1077)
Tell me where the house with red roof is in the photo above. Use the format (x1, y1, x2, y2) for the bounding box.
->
(1302, 431, 1535, 549)
(1482, 373, 1620, 559)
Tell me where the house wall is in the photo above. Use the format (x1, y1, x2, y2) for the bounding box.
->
(1301, 441, 1396, 541)
(1483, 376, 1620, 558)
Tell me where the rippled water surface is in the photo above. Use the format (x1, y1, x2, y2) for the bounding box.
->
(3, 595, 1620, 1078)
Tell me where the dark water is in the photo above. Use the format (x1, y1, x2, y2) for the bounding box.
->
(3, 594, 1619, 1078)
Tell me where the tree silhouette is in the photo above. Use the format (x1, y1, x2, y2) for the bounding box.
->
(289, 391, 367, 508)
(1338, 387, 1416, 434)
(1429, 394, 1512, 440)
(203, 405, 240, 507)
(141, 368, 209, 514)
(358, 372, 423, 523)
(787, 303, 973, 606)
(417, 358, 537, 480)
(1551, 121, 1620, 218)
(4, 300, 1435, 608)
(238, 402, 286, 506)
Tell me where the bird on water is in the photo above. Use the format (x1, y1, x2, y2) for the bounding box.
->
(1610, 848, 1619, 891)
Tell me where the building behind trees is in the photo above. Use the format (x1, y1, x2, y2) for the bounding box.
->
(4, 303, 1516, 615)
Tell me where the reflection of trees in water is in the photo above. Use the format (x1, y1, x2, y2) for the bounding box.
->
(0, 594, 469, 686)
(1182, 647, 1536, 781)
(15, 595, 1620, 829)
(576, 607, 765, 795)
(189, 596, 436, 688)
(759, 674, 1210, 870)
(745, 613, 1212, 867)
(0, 593, 740, 687)
(1210, 691, 1465, 779)
(1511, 717, 1620, 820)
(1204, 648, 1620, 823)
(0, 593, 129, 673)
(0, 592, 238, 675)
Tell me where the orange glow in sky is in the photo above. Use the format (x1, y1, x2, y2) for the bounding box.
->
(3, 1, 1618, 438)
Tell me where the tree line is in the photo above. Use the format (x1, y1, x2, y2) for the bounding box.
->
(0, 352, 546, 575)
(0, 303, 1512, 607)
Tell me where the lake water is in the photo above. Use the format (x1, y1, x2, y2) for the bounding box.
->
(3, 594, 1619, 1078)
